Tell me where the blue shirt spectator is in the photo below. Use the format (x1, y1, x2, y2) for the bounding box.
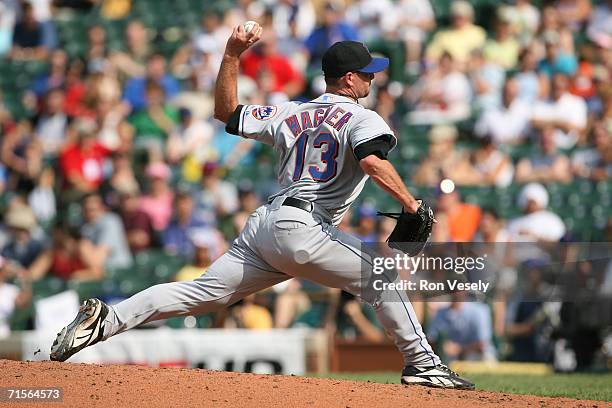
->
(428, 298, 496, 361)
(123, 53, 180, 111)
(162, 192, 208, 260)
(304, 3, 359, 70)
(538, 53, 577, 77)
(123, 75, 180, 111)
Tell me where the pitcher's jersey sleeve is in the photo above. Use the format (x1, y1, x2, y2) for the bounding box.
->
(348, 109, 397, 153)
(227, 102, 295, 146)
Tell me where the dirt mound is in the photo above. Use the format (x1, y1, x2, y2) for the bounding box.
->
(0, 360, 607, 407)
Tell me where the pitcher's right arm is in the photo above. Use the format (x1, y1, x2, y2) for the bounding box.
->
(213, 23, 262, 124)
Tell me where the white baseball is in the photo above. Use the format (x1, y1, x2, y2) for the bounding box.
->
(243, 21, 257, 34)
(440, 178, 456, 194)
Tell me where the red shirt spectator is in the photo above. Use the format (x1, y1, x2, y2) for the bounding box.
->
(51, 248, 86, 280)
(60, 120, 110, 191)
(240, 33, 304, 98)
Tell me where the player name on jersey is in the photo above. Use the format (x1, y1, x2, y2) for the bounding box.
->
(284, 107, 354, 138)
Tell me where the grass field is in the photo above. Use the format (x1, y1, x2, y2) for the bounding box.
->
(312, 372, 612, 402)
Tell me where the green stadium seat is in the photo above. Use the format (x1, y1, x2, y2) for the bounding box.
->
(10, 304, 35, 331)
(31, 277, 66, 300)
(66, 280, 109, 301)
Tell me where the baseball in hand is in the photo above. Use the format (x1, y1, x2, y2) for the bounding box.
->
(243, 21, 257, 34)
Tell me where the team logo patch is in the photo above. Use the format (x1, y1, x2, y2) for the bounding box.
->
(251, 106, 277, 121)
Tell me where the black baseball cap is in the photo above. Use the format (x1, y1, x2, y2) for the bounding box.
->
(322, 41, 389, 78)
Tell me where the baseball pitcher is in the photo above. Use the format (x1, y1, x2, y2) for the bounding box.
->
(50, 23, 474, 390)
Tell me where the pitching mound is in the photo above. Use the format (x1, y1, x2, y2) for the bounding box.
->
(0, 360, 607, 407)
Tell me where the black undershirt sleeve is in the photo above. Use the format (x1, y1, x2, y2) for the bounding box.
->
(353, 134, 395, 161)
(225, 104, 244, 136)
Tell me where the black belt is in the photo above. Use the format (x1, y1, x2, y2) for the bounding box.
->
(281, 197, 314, 212)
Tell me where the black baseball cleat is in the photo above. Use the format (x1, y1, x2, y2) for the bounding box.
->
(50, 298, 109, 362)
(401, 364, 475, 390)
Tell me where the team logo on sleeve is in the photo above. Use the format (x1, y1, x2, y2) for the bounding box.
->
(251, 106, 277, 121)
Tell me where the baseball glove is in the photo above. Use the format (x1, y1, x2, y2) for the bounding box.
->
(377, 200, 435, 256)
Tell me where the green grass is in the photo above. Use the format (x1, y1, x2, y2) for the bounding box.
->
(310, 372, 612, 402)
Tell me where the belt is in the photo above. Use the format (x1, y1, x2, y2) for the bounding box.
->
(281, 197, 314, 212)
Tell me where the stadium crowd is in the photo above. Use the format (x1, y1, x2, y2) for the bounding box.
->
(0, 0, 611, 369)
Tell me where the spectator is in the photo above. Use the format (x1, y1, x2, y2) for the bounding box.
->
(538, 33, 578, 78)
(407, 52, 472, 124)
(59, 119, 111, 194)
(110, 20, 151, 79)
(99, 152, 139, 211)
(232, 184, 260, 236)
(0, 255, 31, 339)
(353, 204, 378, 242)
(470, 136, 514, 187)
(10, 2, 48, 60)
(162, 192, 207, 259)
(123, 53, 180, 111)
(532, 73, 587, 148)
(29, 223, 103, 281)
(537, 6, 575, 55)
(483, 9, 520, 70)
(435, 190, 482, 242)
(514, 46, 547, 103)
(192, 11, 231, 61)
(224, 294, 274, 330)
(304, 1, 359, 71)
(129, 82, 179, 154)
(428, 292, 496, 361)
(467, 48, 505, 111)
(273, 279, 311, 329)
(475, 208, 510, 242)
(196, 162, 239, 221)
(29, 49, 68, 98)
(571, 121, 612, 180)
(167, 108, 215, 182)
(35, 88, 69, 158)
(0, 0, 18, 56)
(139, 161, 174, 231)
(425, 0, 486, 68)
(555, 0, 592, 32)
(174, 229, 218, 282)
(272, 0, 316, 42)
(395, 0, 435, 74)
(86, 25, 110, 74)
(118, 186, 156, 254)
(241, 31, 305, 101)
(27, 167, 56, 226)
(345, 0, 397, 42)
(507, 183, 566, 242)
(505, 0, 540, 47)
(475, 76, 531, 145)
(29, 0, 57, 50)
(1, 205, 44, 269)
(586, 0, 612, 49)
(505, 261, 555, 362)
(413, 125, 479, 186)
(1, 120, 43, 193)
(80, 193, 132, 270)
(515, 126, 572, 184)
(335, 290, 385, 341)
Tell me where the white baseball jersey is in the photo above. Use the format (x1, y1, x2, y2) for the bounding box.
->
(235, 93, 396, 225)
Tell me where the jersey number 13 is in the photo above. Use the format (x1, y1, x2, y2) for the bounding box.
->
(292, 131, 339, 182)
